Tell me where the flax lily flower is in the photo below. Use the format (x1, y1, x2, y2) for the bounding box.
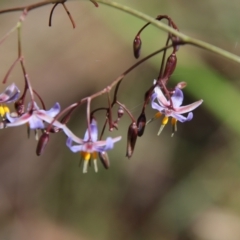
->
(149, 82, 203, 136)
(6, 101, 60, 128)
(6, 102, 64, 140)
(66, 119, 121, 173)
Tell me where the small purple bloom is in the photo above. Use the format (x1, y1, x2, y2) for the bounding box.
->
(150, 80, 203, 135)
(6, 101, 61, 129)
(66, 119, 122, 173)
(0, 83, 20, 103)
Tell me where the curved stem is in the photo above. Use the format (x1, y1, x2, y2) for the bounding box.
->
(0, 0, 239, 62)
(96, 0, 240, 63)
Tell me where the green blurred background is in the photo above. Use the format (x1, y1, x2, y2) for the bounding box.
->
(0, 0, 240, 239)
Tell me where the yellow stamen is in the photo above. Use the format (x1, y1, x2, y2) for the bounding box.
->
(93, 159, 98, 173)
(81, 152, 91, 161)
(81, 152, 91, 173)
(92, 151, 97, 159)
(3, 105, 9, 114)
(162, 116, 169, 125)
(83, 160, 88, 173)
(0, 106, 5, 117)
(146, 112, 162, 125)
(155, 112, 162, 119)
(171, 118, 177, 137)
(157, 125, 165, 136)
(157, 117, 169, 136)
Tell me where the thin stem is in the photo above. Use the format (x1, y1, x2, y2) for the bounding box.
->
(17, 21, 35, 105)
(112, 44, 177, 105)
(96, 0, 240, 63)
(159, 36, 171, 79)
(106, 91, 113, 130)
(0, 24, 18, 46)
(62, 3, 76, 28)
(86, 97, 92, 140)
(2, 57, 21, 84)
(49, 2, 59, 27)
(33, 89, 46, 110)
(0, 0, 239, 62)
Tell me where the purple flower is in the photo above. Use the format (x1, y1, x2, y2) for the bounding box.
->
(66, 119, 122, 173)
(6, 101, 60, 130)
(150, 81, 203, 135)
(0, 83, 20, 103)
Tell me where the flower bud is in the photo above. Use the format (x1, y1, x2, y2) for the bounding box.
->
(137, 113, 146, 137)
(163, 53, 177, 79)
(176, 81, 187, 89)
(36, 132, 49, 156)
(126, 122, 138, 158)
(14, 99, 24, 115)
(99, 151, 110, 169)
(117, 106, 124, 119)
(133, 35, 142, 59)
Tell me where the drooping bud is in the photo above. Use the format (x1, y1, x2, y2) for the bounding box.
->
(163, 53, 177, 79)
(176, 81, 187, 89)
(99, 151, 110, 169)
(137, 112, 146, 137)
(14, 99, 24, 115)
(126, 122, 138, 158)
(133, 35, 142, 59)
(117, 106, 124, 119)
(36, 132, 50, 156)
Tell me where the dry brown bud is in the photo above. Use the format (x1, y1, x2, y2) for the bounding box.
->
(163, 53, 177, 79)
(36, 132, 49, 156)
(137, 113, 146, 137)
(133, 35, 142, 59)
(126, 122, 138, 158)
(99, 151, 110, 169)
(117, 106, 124, 119)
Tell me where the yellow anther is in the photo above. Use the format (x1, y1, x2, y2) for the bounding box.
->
(162, 116, 169, 125)
(0, 106, 5, 117)
(92, 151, 97, 159)
(157, 116, 169, 136)
(171, 118, 177, 125)
(147, 112, 163, 125)
(3, 105, 10, 114)
(81, 151, 91, 161)
(155, 112, 162, 119)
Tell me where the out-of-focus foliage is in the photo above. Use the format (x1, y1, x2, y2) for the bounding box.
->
(0, 1, 240, 240)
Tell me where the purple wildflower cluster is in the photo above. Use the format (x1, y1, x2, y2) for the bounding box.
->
(0, 2, 203, 173)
